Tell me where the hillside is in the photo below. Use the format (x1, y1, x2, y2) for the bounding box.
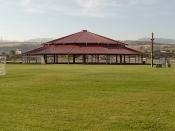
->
(0, 42, 41, 54)
(0, 38, 175, 55)
(138, 38, 175, 44)
(125, 40, 175, 53)
(0, 38, 52, 54)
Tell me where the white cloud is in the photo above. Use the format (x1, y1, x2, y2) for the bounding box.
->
(0, 0, 159, 17)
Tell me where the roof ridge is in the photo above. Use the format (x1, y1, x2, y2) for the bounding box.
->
(89, 31, 125, 45)
(43, 31, 82, 45)
(88, 31, 100, 43)
(73, 31, 84, 43)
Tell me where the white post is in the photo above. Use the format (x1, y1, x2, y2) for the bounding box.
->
(0, 56, 6, 75)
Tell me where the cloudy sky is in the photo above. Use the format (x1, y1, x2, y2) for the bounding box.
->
(0, 0, 175, 41)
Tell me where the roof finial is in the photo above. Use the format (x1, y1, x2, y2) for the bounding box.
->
(82, 30, 88, 32)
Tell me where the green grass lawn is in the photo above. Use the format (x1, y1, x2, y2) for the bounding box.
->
(0, 64, 175, 131)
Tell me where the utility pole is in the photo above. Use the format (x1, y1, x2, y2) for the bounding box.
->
(151, 32, 154, 67)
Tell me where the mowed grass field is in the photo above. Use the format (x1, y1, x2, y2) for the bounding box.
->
(0, 64, 175, 131)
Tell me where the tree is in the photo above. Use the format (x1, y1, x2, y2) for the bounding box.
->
(9, 50, 15, 56)
(1, 52, 7, 56)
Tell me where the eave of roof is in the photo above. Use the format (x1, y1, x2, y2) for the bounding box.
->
(24, 44, 141, 55)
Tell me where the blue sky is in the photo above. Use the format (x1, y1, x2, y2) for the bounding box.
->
(0, 0, 175, 41)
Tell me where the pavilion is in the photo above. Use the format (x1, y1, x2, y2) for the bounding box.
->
(23, 30, 143, 64)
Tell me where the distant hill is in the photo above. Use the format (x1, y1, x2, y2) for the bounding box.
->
(138, 38, 175, 44)
(125, 40, 175, 53)
(1, 37, 175, 55)
(0, 38, 53, 47)
(0, 42, 40, 47)
(0, 42, 41, 54)
(0, 38, 53, 54)
(25, 38, 53, 43)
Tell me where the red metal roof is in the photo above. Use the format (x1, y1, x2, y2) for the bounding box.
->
(24, 30, 141, 55)
(25, 44, 140, 55)
(44, 30, 125, 45)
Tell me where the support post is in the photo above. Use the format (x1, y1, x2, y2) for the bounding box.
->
(135, 56, 136, 64)
(105, 55, 107, 64)
(86, 55, 89, 64)
(83, 55, 86, 64)
(54, 55, 56, 64)
(97, 55, 100, 64)
(91, 55, 93, 64)
(68, 55, 70, 64)
(124, 55, 126, 64)
(141, 55, 143, 64)
(107, 55, 110, 64)
(56, 55, 58, 64)
(120, 55, 122, 64)
(45, 55, 48, 64)
(36, 56, 38, 64)
(26, 55, 28, 64)
(116, 55, 118, 64)
(151, 32, 154, 67)
(73, 55, 76, 64)
(29, 55, 31, 64)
